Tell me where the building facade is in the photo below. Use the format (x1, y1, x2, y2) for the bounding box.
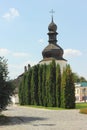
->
(75, 82, 87, 102)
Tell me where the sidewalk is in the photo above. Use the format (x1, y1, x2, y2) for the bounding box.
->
(1, 105, 87, 130)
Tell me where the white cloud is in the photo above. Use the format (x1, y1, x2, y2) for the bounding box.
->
(64, 49, 82, 57)
(13, 52, 29, 57)
(0, 48, 10, 56)
(2, 8, 19, 21)
(8, 60, 37, 79)
(0, 48, 30, 58)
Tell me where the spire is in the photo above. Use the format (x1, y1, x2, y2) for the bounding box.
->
(52, 15, 53, 23)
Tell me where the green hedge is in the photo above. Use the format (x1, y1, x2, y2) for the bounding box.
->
(19, 60, 75, 108)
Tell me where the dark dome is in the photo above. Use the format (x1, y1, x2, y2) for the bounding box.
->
(48, 21, 57, 32)
(42, 44, 63, 60)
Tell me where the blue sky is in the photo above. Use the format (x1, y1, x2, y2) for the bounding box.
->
(0, 0, 87, 79)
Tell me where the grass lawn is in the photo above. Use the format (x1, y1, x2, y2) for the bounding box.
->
(21, 104, 65, 110)
(76, 103, 87, 114)
(76, 103, 87, 109)
(21, 103, 87, 110)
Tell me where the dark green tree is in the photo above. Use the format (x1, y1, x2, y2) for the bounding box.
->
(19, 74, 26, 105)
(56, 64, 61, 107)
(61, 65, 75, 108)
(19, 81, 23, 105)
(72, 73, 80, 82)
(79, 76, 87, 82)
(31, 65, 38, 105)
(0, 57, 14, 111)
(45, 64, 50, 107)
(65, 65, 75, 108)
(42, 64, 47, 106)
(61, 68, 66, 108)
(46, 60, 56, 107)
(27, 68, 32, 105)
(24, 73, 30, 105)
(38, 65, 43, 105)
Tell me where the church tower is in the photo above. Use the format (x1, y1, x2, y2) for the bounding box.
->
(39, 12, 67, 71)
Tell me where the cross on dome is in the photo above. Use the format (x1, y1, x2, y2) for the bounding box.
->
(50, 9, 55, 17)
(50, 9, 55, 23)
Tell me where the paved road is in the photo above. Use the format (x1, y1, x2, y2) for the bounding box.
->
(1, 105, 87, 130)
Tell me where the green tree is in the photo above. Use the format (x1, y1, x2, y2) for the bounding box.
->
(27, 68, 32, 105)
(0, 57, 14, 111)
(72, 73, 80, 82)
(49, 60, 56, 107)
(73, 73, 87, 82)
(42, 64, 47, 106)
(65, 65, 75, 108)
(61, 65, 75, 108)
(38, 65, 43, 105)
(46, 60, 56, 107)
(19, 74, 26, 105)
(45, 64, 50, 107)
(31, 65, 38, 105)
(61, 68, 66, 108)
(19, 81, 23, 105)
(79, 76, 87, 82)
(56, 64, 61, 107)
(24, 73, 30, 105)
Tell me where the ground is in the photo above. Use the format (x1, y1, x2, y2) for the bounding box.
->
(1, 105, 87, 130)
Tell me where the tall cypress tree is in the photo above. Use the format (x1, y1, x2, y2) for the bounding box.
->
(38, 65, 43, 105)
(19, 74, 26, 105)
(42, 64, 47, 106)
(56, 64, 61, 107)
(46, 60, 56, 107)
(31, 67, 35, 105)
(45, 64, 50, 107)
(27, 68, 32, 105)
(31, 65, 38, 105)
(50, 60, 56, 107)
(61, 68, 66, 108)
(65, 65, 75, 108)
(24, 72, 29, 105)
(19, 81, 23, 105)
(61, 65, 75, 108)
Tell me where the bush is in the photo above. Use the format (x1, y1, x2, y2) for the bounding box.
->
(0, 57, 15, 111)
(80, 108, 87, 114)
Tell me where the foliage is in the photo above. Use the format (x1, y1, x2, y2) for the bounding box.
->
(56, 64, 61, 107)
(73, 73, 87, 82)
(0, 57, 15, 111)
(38, 65, 43, 105)
(42, 64, 47, 106)
(48, 60, 56, 107)
(61, 65, 75, 108)
(65, 65, 75, 108)
(76, 103, 87, 109)
(80, 108, 87, 114)
(61, 68, 66, 108)
(19, 60, 75, 109)
(31, 65, 38, 105)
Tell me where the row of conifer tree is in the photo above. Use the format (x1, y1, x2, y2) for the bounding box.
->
(19, 60, 75, 108)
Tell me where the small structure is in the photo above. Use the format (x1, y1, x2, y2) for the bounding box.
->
(75, 82, 87, 102)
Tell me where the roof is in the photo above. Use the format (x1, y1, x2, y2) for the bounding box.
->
(75, 82, 87, 87)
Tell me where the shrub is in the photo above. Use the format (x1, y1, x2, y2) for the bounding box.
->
(80, 108, 87, 114)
